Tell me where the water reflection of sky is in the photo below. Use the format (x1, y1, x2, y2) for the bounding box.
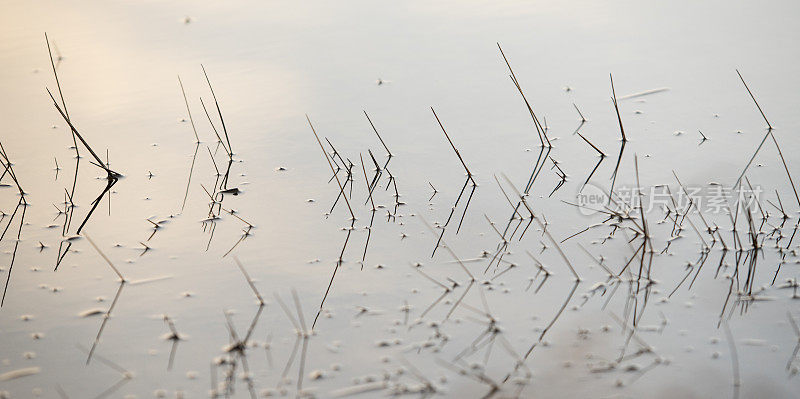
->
(1, 0, 800, 397)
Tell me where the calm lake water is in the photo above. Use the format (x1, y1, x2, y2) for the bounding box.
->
(2, 1, 800, 398)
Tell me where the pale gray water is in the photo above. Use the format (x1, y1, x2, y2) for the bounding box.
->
(2, 0, 800, 398)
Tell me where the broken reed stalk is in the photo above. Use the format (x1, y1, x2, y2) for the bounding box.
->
(84, 233, 125, 282)
(523, 145, 552, 194)
(306, 115, 355, 219)
(199, 97, 229, 155)
(497, 43, 550, 147)
(163, 315, 181, 371)
(736, 69, 772, 130)
(426, 109, 478, 252)
(178, 75, 200, 143)
(363, 110, 392, 158)
(573, 103, 587, 122)
(431, 107, 476, 185)
(201, 65, 233, 156)
(493, 174, 524, 222)
(610, 140, 627, 194)
(163, 314, 180, 338)
(206, 146, 221, 176)
(45, 33, 79, 158)
(0, 144, 25, 198)
(46, 89, 120, 178)
(576, 132, 606, 157)
(233, 257, 265, 305)
(576, 243, 617, 279)
(766, 189, 788, 221)
(610, 74, 627, 142)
